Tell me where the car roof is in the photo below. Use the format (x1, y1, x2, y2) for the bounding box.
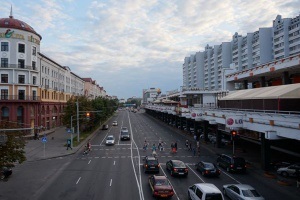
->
(194, 183, 221, 193)
(225, 184, 254, 190)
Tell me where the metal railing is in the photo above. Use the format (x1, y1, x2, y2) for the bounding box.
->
(0, 64, 38, 71)
(0, 95, 40, 101)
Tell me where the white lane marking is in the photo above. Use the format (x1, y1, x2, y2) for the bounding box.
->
(76, 177, 81, 184)
(110, 179, 112, 186)
(187, 165, 205, 183)
(220, 169, 242, 184)
(88, 160, 91, 164)
(114, 161, 116, 165)
(128, 112, 144, 200)
(159, 166, 180, 200)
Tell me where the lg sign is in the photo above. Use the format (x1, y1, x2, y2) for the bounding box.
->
(191, 113, 203, 117)
(226, 117, 243, 126)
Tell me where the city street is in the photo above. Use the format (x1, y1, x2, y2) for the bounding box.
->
(0, 110, 299, 200)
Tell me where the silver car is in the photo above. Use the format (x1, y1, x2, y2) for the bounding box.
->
(223, 184, 264, 200)
(277, 164, 300, 177)
(105, 135, 115, 145)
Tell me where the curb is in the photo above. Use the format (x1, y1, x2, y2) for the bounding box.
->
(277, 179, 293, 186)
(264, 171, 277, 179)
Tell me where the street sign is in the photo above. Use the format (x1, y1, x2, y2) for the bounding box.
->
(42, 137, 47, 143)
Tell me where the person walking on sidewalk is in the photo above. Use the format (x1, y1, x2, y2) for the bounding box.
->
(66, 139, 72, 150)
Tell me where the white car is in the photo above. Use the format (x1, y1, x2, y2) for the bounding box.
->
(277, 164, 300, 177)
(105, 135, 115, 145)
(112, 121, 118, 126)
(188, 183, 224, 200)
(223, 184, 264, 200)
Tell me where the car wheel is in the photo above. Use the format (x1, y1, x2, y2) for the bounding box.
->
(188, 191, 192, 200)
(281, 171, 288, 177)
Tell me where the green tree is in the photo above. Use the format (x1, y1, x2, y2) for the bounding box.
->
(0, 121, 26, 168)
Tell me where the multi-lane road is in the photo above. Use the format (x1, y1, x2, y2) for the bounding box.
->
(1, 110, 299, 200)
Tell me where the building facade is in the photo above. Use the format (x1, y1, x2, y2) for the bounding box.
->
(0, 11, 107, 133)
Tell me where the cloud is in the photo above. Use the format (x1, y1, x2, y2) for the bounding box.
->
(7, 0, 299, 98)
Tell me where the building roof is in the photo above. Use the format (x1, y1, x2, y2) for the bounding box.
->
(220, 83, 300, 100)
(0, 13, 42, 39)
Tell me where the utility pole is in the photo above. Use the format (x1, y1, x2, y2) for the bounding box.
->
(76, 98, 80, 142)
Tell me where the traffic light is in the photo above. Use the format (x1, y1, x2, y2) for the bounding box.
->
(86, 112, 90, 119)
(231, 130, 237, 140)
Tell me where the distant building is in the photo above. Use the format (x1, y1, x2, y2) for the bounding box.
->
(142, 88, 161, 104)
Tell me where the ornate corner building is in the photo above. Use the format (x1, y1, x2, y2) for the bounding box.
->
(0, 10, 106, 133)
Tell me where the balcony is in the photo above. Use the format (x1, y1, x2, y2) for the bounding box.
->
(0, 95, 40, 101)
(0, 64, 37, 70)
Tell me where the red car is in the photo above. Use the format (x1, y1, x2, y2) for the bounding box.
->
(149, 175, 174, 198)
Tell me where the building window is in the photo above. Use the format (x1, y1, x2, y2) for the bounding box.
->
(18, 43, 25, 53)
(18, 59, 25, 68)
(1, 58, 8, 68)
(18, 75, 25, 84)
(42, 66, 44, 73)
(32, 90, 37, 100)
(32, 46, 36, 56)
(18, 90, 25, 100)
(1, 74, 8, 83)
(1, 89, 8, 100)
(33, 76, 36, 85)
(1, 42, 9, 51)
(32, 61, 36, 70)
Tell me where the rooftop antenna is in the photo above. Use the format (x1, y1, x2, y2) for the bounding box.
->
(9, 5, 13, 18)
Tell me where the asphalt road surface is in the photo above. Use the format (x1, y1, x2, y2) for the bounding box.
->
(0, 110, 298, 200)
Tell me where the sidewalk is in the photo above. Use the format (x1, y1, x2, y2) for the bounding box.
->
(24, 127, 85, 162)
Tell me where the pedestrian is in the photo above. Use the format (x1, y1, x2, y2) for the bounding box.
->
(189, 142, 192, 151)
(66, 139, 72, 150)
(143, 140, 148, 151)
(158, 142, 163, 151)
(174, 141, 178, 151)
(193, 146, 196, 156)
(185, 140, 189, 150)
(152, 144, 157, 156)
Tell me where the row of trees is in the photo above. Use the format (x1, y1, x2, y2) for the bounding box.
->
(62, 96, 118, 132)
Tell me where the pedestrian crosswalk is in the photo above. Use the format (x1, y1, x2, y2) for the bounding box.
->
(75, 155, 199, 160)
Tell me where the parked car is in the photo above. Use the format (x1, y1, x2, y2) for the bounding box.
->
(148, 175, 174, 198)
(269, 161, 292, 170)
(188, 183, 224, 200)
(105, 135, 115, 145)
(217, 154, 246, 173)
(112, 121, 118, 126)
(143, 156, 160, 173)
(195, 161, 221, 177)
(277, 164, 300, 177)
(223, 184, 265, 200)
(166, 160, 188, 177)
(102, 124, 109, 130)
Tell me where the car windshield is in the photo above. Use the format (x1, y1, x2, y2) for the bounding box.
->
(155, 179, 169, 186)
(204, 163, 215, 169)
(121, 131, 129, 135)
(107, 136, 114, 140)
(242, 189, 261, 197)
(173, 161, 186, 167)
(205, 193, 223, 200)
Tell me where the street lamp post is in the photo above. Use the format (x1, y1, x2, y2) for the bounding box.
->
(76, 98, 80, 143)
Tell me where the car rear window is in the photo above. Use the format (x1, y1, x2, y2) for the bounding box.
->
(242, 189, 261, 197)
(155, 179, 169, 186)
(233, 157, 245, 164)
(204, 163, 215, 169)
(173, 161, 186, 168)
(148, 160, 158, 165)
(205, 193, 223, 200)
(121, 131, 129, 135)
(107, 136, 114, 140)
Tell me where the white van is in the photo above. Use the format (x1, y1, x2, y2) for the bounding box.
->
(188, 183, 224, 200)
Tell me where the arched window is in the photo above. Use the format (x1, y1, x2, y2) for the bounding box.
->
(1, 107, 9, 121)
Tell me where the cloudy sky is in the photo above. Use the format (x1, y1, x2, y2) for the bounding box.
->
(2, 0, 299, 99)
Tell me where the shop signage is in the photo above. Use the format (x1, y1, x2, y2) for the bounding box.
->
(226, 115, 243, 128)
